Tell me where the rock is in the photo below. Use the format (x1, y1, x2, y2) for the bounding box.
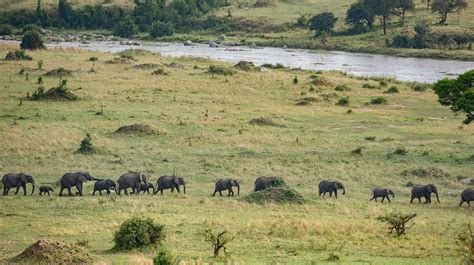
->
(459, 178, 472, 185)
(446, 190, 462, 197)
(249, 42, 258, 49)
(209, 41, 219, 48)
(217, 34, 226, 42)
(184, 40, 196, 46)
(41, 29, 53, 36)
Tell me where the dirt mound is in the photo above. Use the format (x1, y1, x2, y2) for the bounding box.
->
(115, 124, 159, 135)
(30, 81, 78, 101)
(10, 238, 93, 264)
(45, 68, 73, 77)
(235, 61, 260, 71)
(106, 57, 133, 64)
(244, 186, 305, 204)
(248, 117, 285, 127)
(401, 167, 450, 178)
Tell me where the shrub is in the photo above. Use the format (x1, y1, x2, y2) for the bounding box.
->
(392, 35, 411, 48)
(208, 65, 235, 76)
(114, 217, 165, 250)
(336, 97, 349, 106)
(351, 147, 362, 155)
(377, 212, 416, 236)
(369, 97, 387, 105)
(334, 84, 351, 91)
(153, 247, 173, 265)
(394, 147, 408, 156)
(362, 83, 377, 89)
(152, 68, 168, 76)
(0, 24, 13, 35)
(293, 75, 298, 85)
(29, 80, 77, 101)
(149, 21, 174, 38)
(5, 50, 33, 61)
(244, 186, 305, 204)
(76, 133, 95, 154)
(379, 80, 388, 87)
(411, 83, 430, 92)
(204, 228, 234, 257)
(20, 31, 45, 50)
(89, 57, 98, 62)
(261, 63, 285, 69)
(384, 86, 399, 93)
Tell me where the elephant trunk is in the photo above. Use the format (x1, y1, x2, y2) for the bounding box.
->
(236, 183, 240, 196)
(31, 183, 35, 195)
(342, 188, 346, 195)
(435, 192, 440, 203)
(183, 185, 186, 194)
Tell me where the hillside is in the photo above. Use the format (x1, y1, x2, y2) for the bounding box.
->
(0, 43, 473, 263)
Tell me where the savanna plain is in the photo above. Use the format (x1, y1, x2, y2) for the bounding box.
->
(0, 43, 473, 264)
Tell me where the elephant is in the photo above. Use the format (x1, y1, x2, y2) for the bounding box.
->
(93, 179, 117, 195)
(460, 188, 474, 207)
(154, 175, 186, 195)
(39, 186, 54, 196)
(370, 188, 394, 203)
(410, 184, 440, 204)
(59, 172, 100, 196)
(117, 172, 148, 195)
(213, 179, 240, 196)
(318, 180, 345, 199)
(254, 176, 281, 192)
(2, 173, 35, 195)
(138, 183, 154, 194)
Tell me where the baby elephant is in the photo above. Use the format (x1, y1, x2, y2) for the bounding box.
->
(213, 179, 240, 197)
(460, 188, 474, 207)
(370, 188, 394, 203)
(93, 179, 117, 195)
(39, 186, 54, 196)
(139, 183, 154, 194)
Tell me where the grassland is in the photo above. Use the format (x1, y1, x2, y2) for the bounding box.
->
(0, 43, 473, 264)
(1, 0, 474, 60)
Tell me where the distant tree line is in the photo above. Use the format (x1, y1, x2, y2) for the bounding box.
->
(0, 0, 229, 38)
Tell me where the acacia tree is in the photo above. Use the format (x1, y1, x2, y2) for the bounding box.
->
(309, 12, 338, 36)
(433, 70, 474, 124)
(431, 0, 468, 24)
(362, 0, 398, 35)
(346, 1, 375, 33)
(393, 0, 415, 23)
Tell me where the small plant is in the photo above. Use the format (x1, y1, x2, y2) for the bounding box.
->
(5, 50, 33, 61)
(362, 83, 377, 89)
(379, 80, 388, 87)
(334, 84, 351, 91)
(153, 247, 174, 265)
(377, 212, 416, 236)
(326, 252, 340, 261)
(351, 147, 363, 155)
(37, 60, 43, 70)
(411, 83, 430, 92)
(113, 217, 165, 250)
(394, 147, 408, 156)
(336, 97, 349, 106)
(293, 75, 298, 85)
(89, 57, 98, 62)
(384, 86, 399, 94)
(37, 76, 43, 84)
(76, 133, 95, 154)
(204, 228, 234, 257)
(369, 97, 387, 105)
(365, 136, 376, 141)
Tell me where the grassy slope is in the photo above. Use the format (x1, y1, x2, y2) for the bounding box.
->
(0, 44, 473, 264)
(1, 0, 474, 60)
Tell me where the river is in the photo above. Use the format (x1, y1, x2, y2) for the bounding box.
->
(3, 40, 474, 83)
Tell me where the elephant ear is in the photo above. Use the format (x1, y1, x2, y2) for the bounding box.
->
(426, 185, 432, 193)
(78, 175, 87, 182)
(20, 174, 28, 183)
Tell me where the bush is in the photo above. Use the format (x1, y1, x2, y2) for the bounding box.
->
(244, 186, 305, 204)
(113, 17, 138, 38)
(261, 63, 285, 69)
(20, 31, 45, 50)
(362, 83, 377, 89)
(149, 21, 174, 38)
(153, 247, 173, 265)
(411, 83, 430, 92)
(204, 228, 234, 258)
(76, 133, 95, 154)
(208, 65, 235, 76)
(5, 50, 33, 61)
(334, 84, 351, 91)
(394, 147, 408, 156)
(369, 97, 387, 105)
(392, 35, 411, 48)
(0, 24, 13, 35)
(377, 212, 416, 236)
(336, 97, 349, 106)
(114, 217, 165, 250)
(384, 86, 399, 94)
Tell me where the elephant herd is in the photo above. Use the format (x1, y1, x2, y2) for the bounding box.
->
(2, 172, 474, 207)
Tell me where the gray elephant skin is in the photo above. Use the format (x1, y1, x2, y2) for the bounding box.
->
(39, 186, 54, 196)
(460, 188, 474, 206)
(154, 175, 186, 195)
(2, 173, 35, 195)
(93, 179, 117, 195)
(410, 184, 440, 203)
(59, 172, 100, 196)
(254, 176, 280, 192)
(370, 188, 394, 203)
(318, 180, 345, 199)
(138, 183, 154, 194)
(213, 178, 240, 196)
(117, 172, 148, 195)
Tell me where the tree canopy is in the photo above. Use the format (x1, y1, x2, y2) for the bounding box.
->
(431, 0, 468, 24)
(309, 12, 338, 36)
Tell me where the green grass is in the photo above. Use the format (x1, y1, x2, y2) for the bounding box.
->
(0, 43, 473, 263)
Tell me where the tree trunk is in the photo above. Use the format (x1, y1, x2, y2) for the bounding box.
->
(383, 16, 387, 35)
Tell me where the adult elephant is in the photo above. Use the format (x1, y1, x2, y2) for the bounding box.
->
(254, 176, 281, 192)
(318, 180, 345, 199)
(2, 173, 35, 195)
(117, 172, 148, 195)
(410, 184, 440, 204)
(154, 175, 186, 195)
(459, 188, 474, 207)
(59, 172, 100, 196)
(213, 179, 240, 196)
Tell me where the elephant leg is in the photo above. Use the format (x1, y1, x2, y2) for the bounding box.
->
(334, 190, 338, 199)
(76, 183, 83, 196)
(410, 197, 414, 203)
(68, 187, 72, 196)
(160, 189, 163, 195)
(387, 196, 391, 203)
(468, 201, 471, 207)
(171, 187, 174, 193)
(15, 185, 20, 195)
(219, 191, 223, 196)
(47, 191, 50, 196)
(125, 189, 129, 195)
(22, 184, 27, 195)
(460, 200, 463, 206)
(375, 197, 378, 202)
(212, 190, 217, 197)
(106, 189, 110, 194)
(418, 198, 421, 203)
(92, 190, 96, 195)
(370, 196, 374, 201)
(381, 196, 385, 202)
(39, 191, 43, 196)
(59, 187, 64, 196)
(3, 187, 8, 195)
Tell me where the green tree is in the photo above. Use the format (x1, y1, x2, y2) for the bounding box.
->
(346, 1, 375, 29)
(431, 0, 468, 24)
(58, 0, 75, 27)
(20, 31, 45, 50)
(433, 70, 474, 124)
(113, 17, 138, 38)
(362, 0, 398, 35)
(149, 21, 174, 38)
(309, 12, 338, 36)
(394, 0, 414, 23)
